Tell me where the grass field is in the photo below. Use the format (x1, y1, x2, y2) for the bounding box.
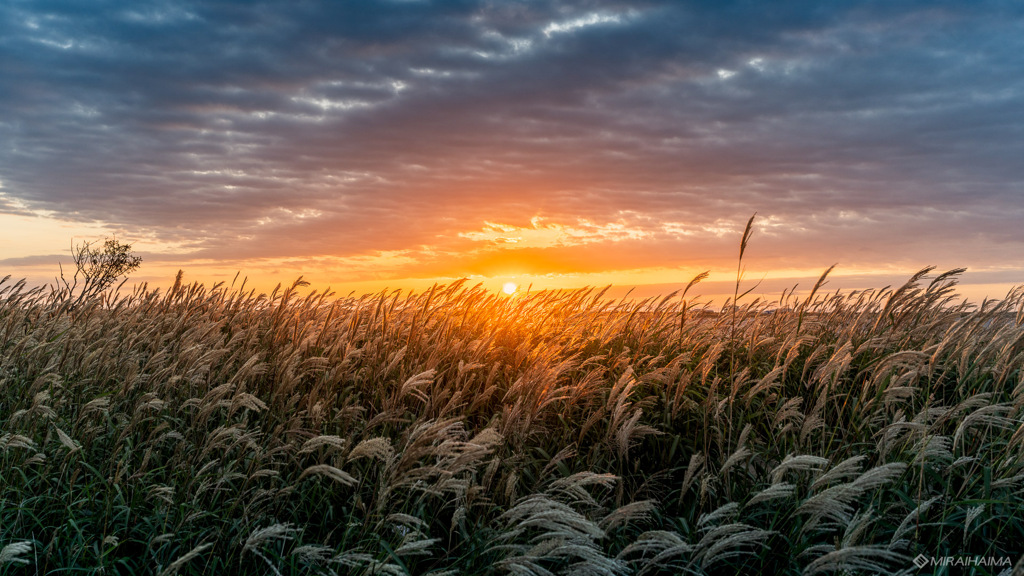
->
(1, 266, 1023, 574)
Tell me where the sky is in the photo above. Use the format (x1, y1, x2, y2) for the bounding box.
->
(2, 1, 1024, 302)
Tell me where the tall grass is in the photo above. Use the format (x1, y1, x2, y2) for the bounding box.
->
(0, 265, 1022, 574)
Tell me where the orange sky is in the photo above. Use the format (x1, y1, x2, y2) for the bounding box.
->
(2, 208, 1018, 305)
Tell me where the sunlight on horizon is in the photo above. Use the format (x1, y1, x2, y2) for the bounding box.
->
(2, 210, 1022, 307)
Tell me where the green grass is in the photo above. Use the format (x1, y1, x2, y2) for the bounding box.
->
(0, 267, 1022, 575)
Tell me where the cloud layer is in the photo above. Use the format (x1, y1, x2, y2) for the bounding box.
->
(2, 1, 1024, 289)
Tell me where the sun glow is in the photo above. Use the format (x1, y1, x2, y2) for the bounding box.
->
(458, 217, 652, 249)
(502, 282, 518, 295)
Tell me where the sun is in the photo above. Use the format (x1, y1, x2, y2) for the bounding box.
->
(502, 282, 517, 295)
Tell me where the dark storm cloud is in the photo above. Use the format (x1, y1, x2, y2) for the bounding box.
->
(2, 0, 1024, 275)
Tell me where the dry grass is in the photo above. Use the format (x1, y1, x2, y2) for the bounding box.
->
(0, 266, 1023, 574)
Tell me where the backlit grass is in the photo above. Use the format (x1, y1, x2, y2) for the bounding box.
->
(1, 266, 1022, 574)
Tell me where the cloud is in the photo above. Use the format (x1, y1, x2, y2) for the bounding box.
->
(1, 0, 1023, 287)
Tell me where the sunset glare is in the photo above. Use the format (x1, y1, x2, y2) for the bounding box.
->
(4, 3, 1024, 571)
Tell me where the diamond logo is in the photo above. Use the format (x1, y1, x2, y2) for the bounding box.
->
(913, 554, 930, 569)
